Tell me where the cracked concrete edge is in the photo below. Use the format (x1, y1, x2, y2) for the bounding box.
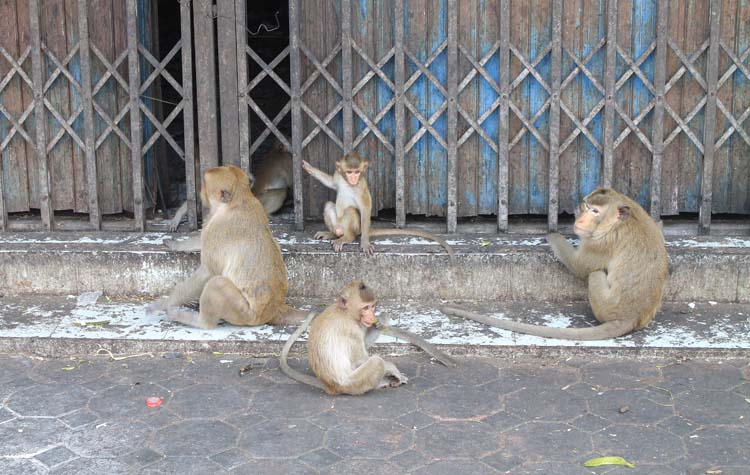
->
(3, 336, 750, 359)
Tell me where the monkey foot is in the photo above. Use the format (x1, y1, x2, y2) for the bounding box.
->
(314, 231, 335, 240)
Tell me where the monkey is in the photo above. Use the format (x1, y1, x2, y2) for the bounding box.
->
(279, 281, 408, 395)
(166, 137, 293, 231)
(302, 153, 454, 258)
(441, 187, 669, 340)
(150, 165, 306, 328)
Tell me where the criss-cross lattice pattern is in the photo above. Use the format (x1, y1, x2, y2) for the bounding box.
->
(715, 41, 750, 149)
(90, 47, 131, 151)
(456, 42, 501, 153)
(612, 42, 657, 152)
(0, 46, 34, 152)
(297, 44, 344, 151)
(40, 43, 86, 154)
(350, 41, 396, 154)
(241, 45, 291, 155)
(507, 43, 553, 152)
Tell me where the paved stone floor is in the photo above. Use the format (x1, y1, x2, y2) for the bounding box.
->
(1, 352, 749, 474)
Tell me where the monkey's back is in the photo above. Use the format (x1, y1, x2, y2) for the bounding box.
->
(201, 194, 289, 322)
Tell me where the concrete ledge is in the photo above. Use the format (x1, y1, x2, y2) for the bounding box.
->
(1, 232, 749, 302)
(1, 295, 749, 358)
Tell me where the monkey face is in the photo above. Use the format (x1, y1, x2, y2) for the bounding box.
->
(573, 201, 601, 237)
(345, 169, 362, 186)
(359, 301, 376, 327)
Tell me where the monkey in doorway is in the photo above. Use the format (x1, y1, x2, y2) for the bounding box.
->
(441, 187, 668, 340)
(150, 165, 305, 328)
(166, 137, 293, 231)
(279, 281, 408, 395)
(302, 153, 454, 257)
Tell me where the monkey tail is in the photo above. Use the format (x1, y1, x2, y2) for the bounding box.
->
(384, 326, 459, 368)
(440, 305, 635, 341)
(368, 228, 455, 259)
(279, 311, 328, 391)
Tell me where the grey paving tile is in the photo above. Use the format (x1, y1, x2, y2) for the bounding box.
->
(170, 383, 250, 419)
(675, 389, 750, 425)
(327, 419, 412, 458)
(63, 420, 152, 458)
(506, 386, 588, 422)
(152, 420, 238, 457)
(6, 383, 91, 417)
(497, 422, 592, 463)
(35, 446, 77, 468)
(238, 419, 323, 458)
(591, 425, 684, 464)
(419, 384, 502, 420)
(683, 425, 750, 466)
(140, 456, 226, 475)
(588, 389, 675, 424)
(416, 421, 499, 458)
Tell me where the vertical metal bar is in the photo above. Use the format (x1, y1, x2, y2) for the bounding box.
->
(394, 0, 406, 228)
(181, 0, 197, 230)
(193, 0, 219, 171)
(446, 0, 458, 233)
(29, 0, 53, 230)
(341, 0, 353, 153)
(548, 0, 563, 231)
(235, 0, 250, 174)
(77, 0, 100, 230)
(700, 0, 721, 234)
(289, 0, 305, 230)
(217, 0, 240, 165)
(497, 0, 510, 232)
(602, 0, 618, 187)
(126, 0, 144, 230)
(0, 151, 6, 229)
(650, 0, 668, 222)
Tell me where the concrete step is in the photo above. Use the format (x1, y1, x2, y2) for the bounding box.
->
(1, 231, 749, 303)
(1, 294, 748, 357)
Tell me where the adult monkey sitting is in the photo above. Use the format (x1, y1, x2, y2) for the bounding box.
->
(150, 165, 305, 328)
(302, 153, 454, 257)
(442, 187, 668, 340)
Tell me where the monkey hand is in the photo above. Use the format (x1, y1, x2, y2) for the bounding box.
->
(386, 372, 408, 387)
(545, 232, 566, 254)
(332, 238, 348, 252)
(301, 160, 313, 175)
(164, 235, 201, 252)
(360, 240, 375, 257)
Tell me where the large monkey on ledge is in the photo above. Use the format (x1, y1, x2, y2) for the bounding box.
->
(303, 153, 454, 258)
(150, 165, 304, 328)
(442, 187, 668, 340)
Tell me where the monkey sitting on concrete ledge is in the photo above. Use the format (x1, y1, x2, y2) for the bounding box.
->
(442, 187, 668, 340)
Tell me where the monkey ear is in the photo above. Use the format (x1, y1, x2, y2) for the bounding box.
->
(617, 205, 630, 220)
(362, 161, 369, 172)
(337, 297, 347, 310)
(220, 190, 233, 203)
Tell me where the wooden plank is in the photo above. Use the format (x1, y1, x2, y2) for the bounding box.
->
(476, 0, 496, 216)
(650, 0, 668, 220)
(612, 0, 631, 194)
(404, 0, 427, 215)
(497, 0, 510, 231)
(112, 0, 130, 215)
(508, 0, 529, 214)
(29, 0, 53, 229)
(64, 0, 87, 214)
(181, 0, 197, 230)
(446, 0, 458, 232)
(602, 0, 618, 186)
(660, 0, 686, 215)
(40, 0, 75, 213)
(710, 0, 734, 213)
(426, 0, 447, 218)
(126, 0, 143, 230)
(193, 0, 219, 172)
(548, 0, 563, 230)
(394, 0, 406, 226)
(627, 0, 657, 207)
(217, 0, 239, 166)
(373, 0, 396, 214)
(699, 0, 720, 232)
(527, 0, 551, 214)
(457, 0, 478, 217)
(289, 0, 304, 229)
(77, 0, 100, 229)
(0, 0, 31, 215)
(728, 0, 750, 213)
(89, 0, 123, 215)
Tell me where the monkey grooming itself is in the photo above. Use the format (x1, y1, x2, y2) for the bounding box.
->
(442, 187, 668, 340)
(150, 165, 305, 328)
(166, 137, 293, 231)
(302, 153, 454, 258)
(280, 281, 408, 395)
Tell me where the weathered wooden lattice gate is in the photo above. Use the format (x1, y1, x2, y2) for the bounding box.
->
(1, 0, 749, 234)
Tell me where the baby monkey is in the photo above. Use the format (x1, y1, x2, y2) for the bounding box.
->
(280, 281, 408, 395)
(302, 153, 454, 257)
